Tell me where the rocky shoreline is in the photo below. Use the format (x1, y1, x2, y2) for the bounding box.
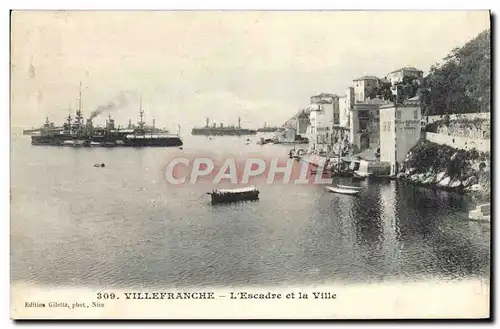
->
(397, 139, 491, 202)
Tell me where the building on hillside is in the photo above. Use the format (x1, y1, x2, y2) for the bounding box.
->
(283, 110, 310, 138)
(295, 110, 310, 137)
(349, 98, 388, 152)
(386, 67, 424, 86)
(379, 96, 422, 175)
(353, 76, 380, 103)
(338, 96, 350, 128)
(346, 86, 355, 111)
(308, 93, 340, 147)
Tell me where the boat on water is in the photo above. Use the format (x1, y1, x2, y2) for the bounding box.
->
(325, 186, 360, 196)
(207, 186, 260, 204)
(256, 123, 279, 133)
(469, 203, 491, 222)
(31, 85, 183, 148)
(192, 117, 257, 136)
(353, 171, 371, 180)
(289, 148, 306, 159)
(337, 184, 362, 190)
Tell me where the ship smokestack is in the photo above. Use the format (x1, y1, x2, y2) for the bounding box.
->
(90, 91, 136, 119)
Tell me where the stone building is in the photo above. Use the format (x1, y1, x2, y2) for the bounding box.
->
(379, 97, 422, 175)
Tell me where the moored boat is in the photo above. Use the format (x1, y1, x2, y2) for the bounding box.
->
(337, 184, 362, 190)
(352, 171, 371, 181)
(325, 186, 360, 196)
(207, 186, 260, 204)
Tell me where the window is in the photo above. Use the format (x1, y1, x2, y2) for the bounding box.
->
(396, 110, 402, 120)
(413, 110, 418, 120)
(358, 110, 369, 119)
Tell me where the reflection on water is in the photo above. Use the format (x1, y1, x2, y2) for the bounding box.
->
(10, 135, 490, 288)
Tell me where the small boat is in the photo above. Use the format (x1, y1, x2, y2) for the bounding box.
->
(469, 203, 490, 222)
(207, 186, 260, 204)
(93, 163, 105, 168)
(337, 184, 362, 190)
(352, 171, 371, 181)
(325, 186, 360, 196)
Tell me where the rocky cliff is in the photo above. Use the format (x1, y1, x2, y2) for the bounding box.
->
(398, 139, 490, 201)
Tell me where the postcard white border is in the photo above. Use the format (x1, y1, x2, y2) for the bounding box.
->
(3, 1, 498, 328)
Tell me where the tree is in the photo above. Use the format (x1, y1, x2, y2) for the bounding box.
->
(421, 29, 490, 115)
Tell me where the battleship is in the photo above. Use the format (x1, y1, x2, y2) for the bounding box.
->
(256, 122, 279, 133)
(29, 88, 183, 148)
(191, 117, 257, 136)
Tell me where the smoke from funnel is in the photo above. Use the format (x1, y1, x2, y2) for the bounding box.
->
(90, 91, 137, 119)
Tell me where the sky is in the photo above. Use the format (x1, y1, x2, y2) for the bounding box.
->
(10, 10, 490, 131)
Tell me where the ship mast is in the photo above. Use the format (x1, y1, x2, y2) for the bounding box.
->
(76, 81, 83, 125)
(238, 117, 241, 129)
(138, 95, 145, 129)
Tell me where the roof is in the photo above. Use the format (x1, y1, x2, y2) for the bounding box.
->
(353, 75, 380, 81)
(390, 66, 423, 74)
(310, 93, 339, 100)
(365, 98, 388, 105)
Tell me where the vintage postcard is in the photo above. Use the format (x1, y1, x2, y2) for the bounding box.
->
(10, 10, 491, 319)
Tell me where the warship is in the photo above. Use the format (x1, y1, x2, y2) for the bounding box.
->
(256, 122, 279, 133)
(30, 87, 183, 147)
(191, 117, 257, 136)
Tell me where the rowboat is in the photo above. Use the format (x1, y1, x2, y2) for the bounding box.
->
(325, 186, 360, 196)
(207, 186, 260, 204)
(337, 184, 362, 190)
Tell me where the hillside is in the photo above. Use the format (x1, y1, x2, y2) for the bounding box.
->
(420, 29, 491, 115)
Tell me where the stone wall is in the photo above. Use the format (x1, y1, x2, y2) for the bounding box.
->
(424, 112, 490, 124)
(425, 132, 490, 153)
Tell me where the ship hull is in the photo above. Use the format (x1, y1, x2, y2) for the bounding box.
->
(123, 137, 183, 147)
(32, 134, 182, 148)
(31, 135, 72, 146)
(191, 129, 257, 136)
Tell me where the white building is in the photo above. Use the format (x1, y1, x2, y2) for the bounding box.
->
(349, 98, 386, 152)
(379, 97, 422, 175)
(386, 67, 424, 86)
(308, 93, 340, 147)
(353, 76, 380, 103)
(338, 96, 349, 128)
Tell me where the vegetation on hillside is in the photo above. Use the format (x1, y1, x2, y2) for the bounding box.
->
(369, 75, 420, 104)
(401, 139, 490, 199)
(420, 29, 491, 115)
